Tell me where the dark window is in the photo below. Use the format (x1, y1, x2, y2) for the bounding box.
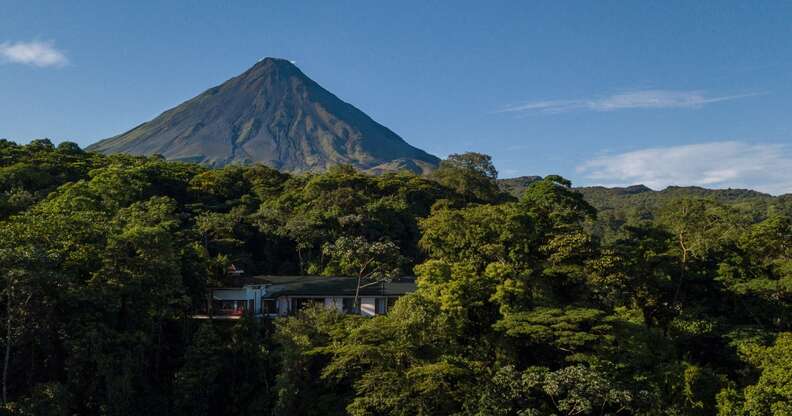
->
(387, 297, 398, 311)
(342, 298, 356, 314)
(291, 297, 324, 313)
(262, 299, 277, 315)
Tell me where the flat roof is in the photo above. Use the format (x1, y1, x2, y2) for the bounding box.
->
(255, 275, 417, 297)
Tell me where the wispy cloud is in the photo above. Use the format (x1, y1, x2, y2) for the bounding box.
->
(577, 141, 792, 195)
(498, 90, 758, 115)
(0, 40, 68, 68)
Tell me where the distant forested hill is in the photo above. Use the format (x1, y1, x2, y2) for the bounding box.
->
(500, 175, 791, 240)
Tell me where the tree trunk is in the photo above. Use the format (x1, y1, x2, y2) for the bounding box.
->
(673, 237, 688, 307)
(353, 274, 363, 314)
(297, 248, 305, 275)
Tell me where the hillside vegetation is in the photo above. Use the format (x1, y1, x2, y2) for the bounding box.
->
(500, 176, 790, 242)
(1, 141, 790, 415)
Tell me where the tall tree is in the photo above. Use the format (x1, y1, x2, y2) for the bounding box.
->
(431, 152, 502, 203)
(659, 198, 745, 307)
(322, 236, 406, 311)
(0, 223, 52, 406)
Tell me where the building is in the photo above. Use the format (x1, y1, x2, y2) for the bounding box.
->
(195, 275, 417, 319)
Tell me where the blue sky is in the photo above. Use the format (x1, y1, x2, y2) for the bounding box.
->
(2, 1, 791, 194)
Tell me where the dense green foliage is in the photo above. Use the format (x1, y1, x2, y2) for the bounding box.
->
(498, 178, 790, 243)
(0, 139, 789, 415)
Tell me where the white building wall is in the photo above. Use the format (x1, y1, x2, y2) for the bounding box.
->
(244, 286, 264, 314)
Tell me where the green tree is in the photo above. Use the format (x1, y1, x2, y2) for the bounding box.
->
(743, 332, 792, 415)
(431, 152, 502, 203)
(589, 224, 677, 329)
(659, 198, 745, 306)
(173, 323, 224, 416)
(0, 223, 53, 406)
(418, 203, 538, 273)
(718, 214, 791, 329)
(322, 236, 406, 311)
(273, 305, 351, 416)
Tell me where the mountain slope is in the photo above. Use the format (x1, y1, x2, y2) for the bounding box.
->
(88, 58, 439, 173)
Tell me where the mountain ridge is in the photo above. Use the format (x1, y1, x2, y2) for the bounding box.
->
(88, 58, 440, 174)
(498, 175, 786, 198)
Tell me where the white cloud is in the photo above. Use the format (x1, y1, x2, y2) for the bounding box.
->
(499, 90, 758, 115)
(577, 141, 792, 195)
(0, 40, 68, 67)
